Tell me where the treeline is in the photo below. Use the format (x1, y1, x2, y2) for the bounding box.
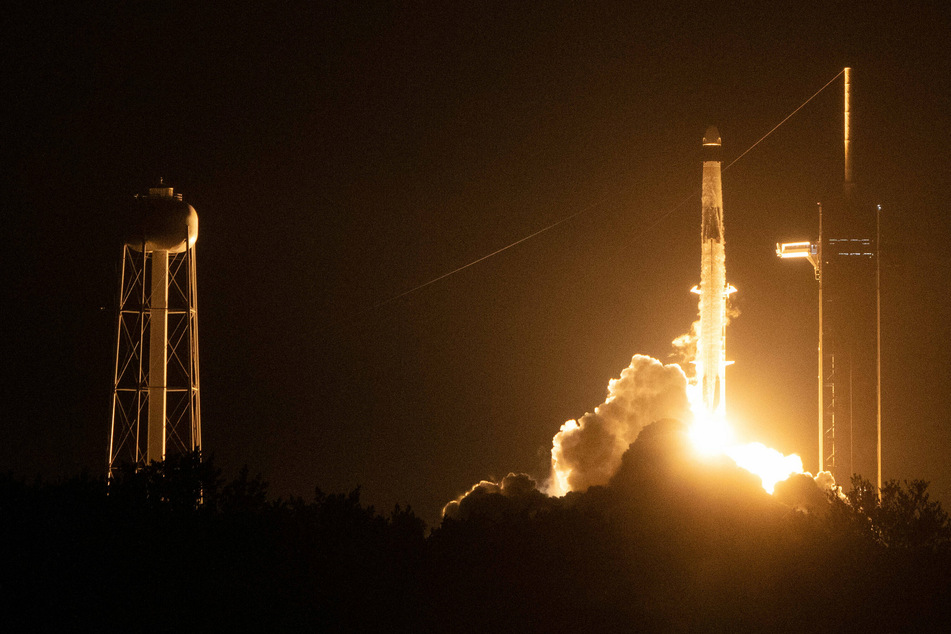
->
(1, 454, 427, 631)
(3, 432, 951, 632)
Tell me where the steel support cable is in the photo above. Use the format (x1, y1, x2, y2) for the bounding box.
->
(364, 69, 845, 314)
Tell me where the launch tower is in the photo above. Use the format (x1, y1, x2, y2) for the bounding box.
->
(777, 68, 881, 486)
(108, 182, 201, 475)
(820, 68, 881, 486)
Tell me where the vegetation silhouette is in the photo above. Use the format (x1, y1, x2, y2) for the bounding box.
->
(3, 429, 951, 632)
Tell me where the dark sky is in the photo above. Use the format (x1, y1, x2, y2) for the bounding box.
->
(5, 2, 950, 524)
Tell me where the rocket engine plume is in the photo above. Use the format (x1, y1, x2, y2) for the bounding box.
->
(445, 126, 838, 518)
(686, 127, 806, 491)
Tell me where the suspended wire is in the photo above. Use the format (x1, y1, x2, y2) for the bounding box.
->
(623, 68, 847, 242)
(363, 204, 591, 313)
(363, 70, 844, 313)
(724, 68, 845, 172)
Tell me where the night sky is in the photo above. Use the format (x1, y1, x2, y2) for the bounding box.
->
(6, 2, 950, 525)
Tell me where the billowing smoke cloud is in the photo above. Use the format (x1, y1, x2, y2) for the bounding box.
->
(773, 469, 844, 515)
(442, 343, 841, 517)
(608, 418, 771, 506)
(444, 419, 842, 523)
(443, 472, 550, 521)
(670, 321, 699, 371)
(547, 354, 691, 495)
(444, 418, 842, 523)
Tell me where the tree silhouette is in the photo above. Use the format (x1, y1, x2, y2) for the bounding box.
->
(107, 450, 221, 513)
(218, 464, 270, 515)
(836, 475, 951, 552)
(6, 447, 951, 631)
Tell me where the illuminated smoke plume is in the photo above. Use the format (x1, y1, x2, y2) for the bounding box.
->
(443, 125, 836, 515)
(443, 472, 549, 521)
(541, 341, 836, 498)
(670, 321, 699, 371)
(546, 355, 691, 496)
(443, 337, 839, 517)
(774, 472, 839, 515)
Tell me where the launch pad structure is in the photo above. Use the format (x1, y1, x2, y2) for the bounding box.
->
(777, 68, 882, 489)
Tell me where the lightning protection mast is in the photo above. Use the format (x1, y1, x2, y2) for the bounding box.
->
(108, 181, 201, 477)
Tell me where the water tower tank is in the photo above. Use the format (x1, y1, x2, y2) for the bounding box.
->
(126, 184, 198, 252)
(110, 182, 202, 474)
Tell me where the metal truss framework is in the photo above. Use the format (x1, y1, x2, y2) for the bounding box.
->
(108, 242, 201, 475)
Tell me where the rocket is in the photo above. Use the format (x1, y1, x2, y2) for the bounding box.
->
(695, 126, 733, 419)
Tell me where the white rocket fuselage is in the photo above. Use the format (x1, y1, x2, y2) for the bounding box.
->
(698, 127, 728, 419)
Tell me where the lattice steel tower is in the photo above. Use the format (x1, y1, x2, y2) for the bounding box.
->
(108, 182, 201, 475)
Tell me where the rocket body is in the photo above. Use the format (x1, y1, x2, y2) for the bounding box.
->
(698, 126, 729, 418)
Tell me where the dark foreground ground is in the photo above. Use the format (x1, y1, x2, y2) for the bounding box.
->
(4, 421, 951, 633)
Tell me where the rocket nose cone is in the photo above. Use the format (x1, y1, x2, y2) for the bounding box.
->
(703, 126, 721, 147)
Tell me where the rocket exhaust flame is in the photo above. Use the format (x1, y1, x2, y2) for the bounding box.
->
(686, 126, 805, 492)
(449, 125, 847, 517)
(543, 127, 812, 498)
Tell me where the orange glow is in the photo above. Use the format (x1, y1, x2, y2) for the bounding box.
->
(725, 442, 804, 494)
(687, 380, 803, 493)
(688, 402, 733, 456)
(549, 419, 579, 497)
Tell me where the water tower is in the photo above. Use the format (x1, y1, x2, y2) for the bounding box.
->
(108, 182, 201, 475)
